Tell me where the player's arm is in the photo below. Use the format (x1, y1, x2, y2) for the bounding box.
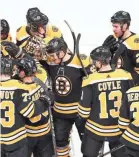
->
(131, 49, 139, 84)
(78, 77, 92, 119)
(118, 93, 130, 132)
(18, 90, 48, 118)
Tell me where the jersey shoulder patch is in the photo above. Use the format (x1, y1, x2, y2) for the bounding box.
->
(134, 38, 139, 43)
(124, 34, 139, 50)
(52, 26, 59, 32)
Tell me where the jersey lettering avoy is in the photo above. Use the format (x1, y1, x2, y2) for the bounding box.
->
(119, 86, 139, 150)
(46, 53, 90, 119)
(0, 79, 44, 151)
(78, 69, 133, 141)
(16, 24, 62, 47)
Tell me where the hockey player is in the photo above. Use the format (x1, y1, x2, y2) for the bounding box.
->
(42, 38, 91, 157)
(103, 11, 139, 85)
(17, 57, 54, 157)
(78, 46, 134, 157)
(0, 19, 12, 42)
(119, 86, 139, 157)
(16, 7, 62, 47)
(0, 57, 48, 157)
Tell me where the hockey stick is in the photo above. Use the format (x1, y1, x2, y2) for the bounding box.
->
(32, 77, 57, 157)
(64, 20, 76, 53)
(64, 20, 88, 77)
(76, 33, 88, 77)
(99, 144, 125, 157)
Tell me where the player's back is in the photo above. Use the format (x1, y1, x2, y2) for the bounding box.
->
(81, 69, 133, 141)
(119, 85, 139, 150)
(0, 79, 31, 151)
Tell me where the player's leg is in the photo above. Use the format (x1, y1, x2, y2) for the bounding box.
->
(75, 116, 86, 140)
(81, 133, 103, 157)
(27, 137, 37, 157)
(5, 144, 28, 157)
(53, 117, 74, 157)
(109, 140, 126, 157)
(33, 133, 54, 157)
(125, 146, 139, 157)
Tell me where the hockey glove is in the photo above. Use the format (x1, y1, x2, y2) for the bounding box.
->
(1, 41, 23, 58)
(39, 91, 54, 107)
(102, 35, 119, 54)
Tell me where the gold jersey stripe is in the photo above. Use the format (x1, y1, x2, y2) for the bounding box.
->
(55, 102, 79, 107)
(53, 107, 77, 114)
(0, 127, 26, 137)
(27, 127, 51, 137)
(86, 125, 122, 137)
(0, 134, 27, 145)
(87, 119, 119, 129)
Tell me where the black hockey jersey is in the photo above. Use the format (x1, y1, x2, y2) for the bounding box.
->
(46, 53, 90, 119)
(78, 69, 133, 141)
(119, 86, 139, 150)
(0, 79, 45, 151)
(24, 65, 51, 137)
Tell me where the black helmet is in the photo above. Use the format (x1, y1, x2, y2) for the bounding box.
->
(26, 7, 40, 23)
(90, 46, 111, 64)
(0, 19, 10, 34)
(29, 12, 49, 32)
(46, 38, 68, 54)
(17, 58, 37, 76)
(111, 11, 131, 25)
(1, 57, 13, 75)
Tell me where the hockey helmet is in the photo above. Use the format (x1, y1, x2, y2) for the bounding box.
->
(46, 38, 68, 54)
(17, 57, 37, 76)
(26, 7, 40, 23)
(111, 11, 131, 25)
(90, 46, 111, 64)
(0, 19, 10, 35)
(1, 57, 13, 75)
(29, 12, 49, 32)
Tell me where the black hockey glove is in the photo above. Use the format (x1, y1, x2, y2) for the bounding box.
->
(39, 91, 54, 106)
(1, 41, 24, 58)
(102, 35, 119, 54)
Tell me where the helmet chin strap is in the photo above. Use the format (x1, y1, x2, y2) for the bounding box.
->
(118, 23, 126, 40)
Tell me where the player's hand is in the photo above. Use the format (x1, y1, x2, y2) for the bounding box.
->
(102, 35, 119, 54)
(39, 91, 54, 106)
(1, 41, 22, 58)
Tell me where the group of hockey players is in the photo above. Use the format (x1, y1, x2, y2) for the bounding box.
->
(0, 7, 139, 157)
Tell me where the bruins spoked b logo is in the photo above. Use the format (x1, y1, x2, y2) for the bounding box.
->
(55, 76, 72, 96)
